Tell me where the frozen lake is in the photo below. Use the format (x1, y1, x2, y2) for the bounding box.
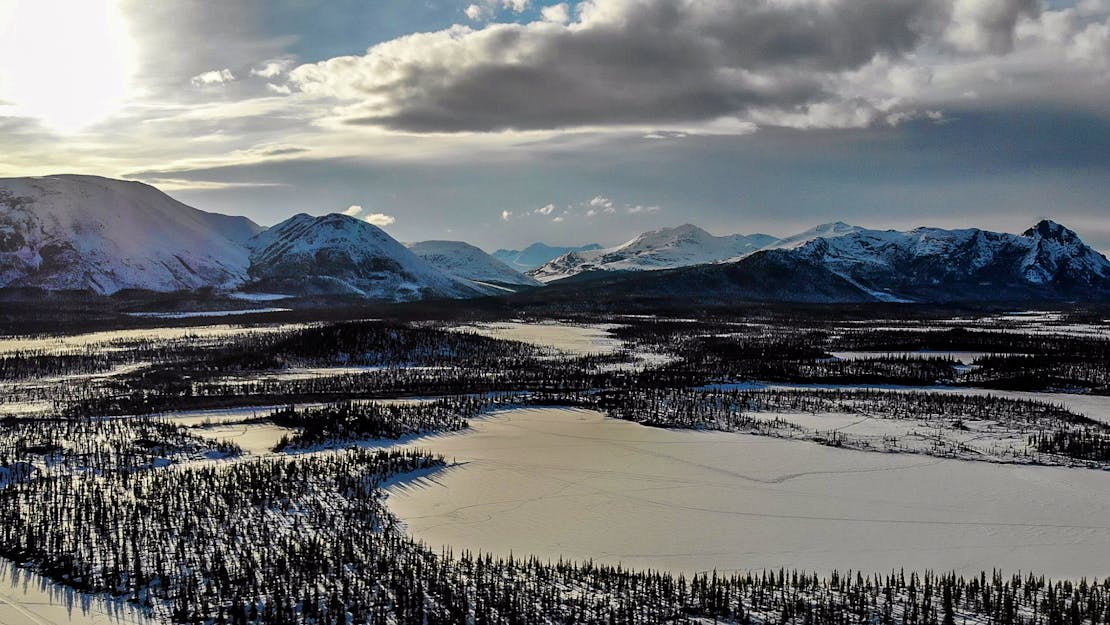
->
(387, 407, 1110, 578)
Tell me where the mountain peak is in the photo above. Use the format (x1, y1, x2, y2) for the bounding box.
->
(813, 221, 860, 235)
(625, 224, 712, 248)
(248, 213, 483, 300)
(409, 240, 541, 288)
(530, 224, 779, 282)
(492, 242, 603, 271)
(1023, 219, 1080, 245)
(0, 174, 258, 294)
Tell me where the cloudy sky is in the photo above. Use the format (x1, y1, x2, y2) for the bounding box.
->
(0, 0, 1108, 251)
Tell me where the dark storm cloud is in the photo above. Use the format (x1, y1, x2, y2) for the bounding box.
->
(114, 108, 1110, 254)
(290, 0, 1043, 132)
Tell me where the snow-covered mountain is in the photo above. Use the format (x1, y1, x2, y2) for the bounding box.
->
(247, 214, 489, 300)
(5, 175, 1106, 305)
(529, 224, 778, 283)
(765, 219, 1110, 302)
(0, 175, 262, 294)
(552, 220, 1110, 303)
(492, 242, 602, 272)
(407, 240, 542, 291)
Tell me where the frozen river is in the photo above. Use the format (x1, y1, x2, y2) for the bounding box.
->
(387, 407, 1110, 579)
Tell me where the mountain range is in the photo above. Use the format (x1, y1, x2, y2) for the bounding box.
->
(533, 220, 1110, 304)
(2, 174, 1108, 304)
(493, 243, 603, 272)
(529, 224, 778, 282)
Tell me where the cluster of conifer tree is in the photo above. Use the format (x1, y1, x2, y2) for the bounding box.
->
(0, 415, 238, 481)
(267, 398, 483, 450)
(596, 387, 1089, 429)
(1032, 428, 1110, 461)
(4, 440, 1110, 624)
(0, 351, 117, 380)
(15, 313, 1109, 425)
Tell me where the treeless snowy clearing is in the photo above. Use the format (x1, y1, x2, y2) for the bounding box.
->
(386, 407, 1110, 579)
(189, 423, 297, 455)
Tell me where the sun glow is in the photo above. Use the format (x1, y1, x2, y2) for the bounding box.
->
(0, 0, 136, 131)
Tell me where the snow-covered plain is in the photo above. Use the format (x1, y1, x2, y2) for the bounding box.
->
(0, 323, 307, 356)
(837, 311, 1110, 339)
(125, 308, 291, 319)
(213, 366, 389, 383)
(387, 407, 1110, 579)
(453, 321, 624, 356)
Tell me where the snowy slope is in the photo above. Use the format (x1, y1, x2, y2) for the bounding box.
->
(0, 175, 262, 294)
(766, 220, 1110, 301)
(247, 214, 490, 301)
(530, 224, 778, 283)
(493, 243, 603, 271)
(407, 240, 542, 289)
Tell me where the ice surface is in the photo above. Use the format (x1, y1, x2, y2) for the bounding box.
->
(387, 407, 1110, 578)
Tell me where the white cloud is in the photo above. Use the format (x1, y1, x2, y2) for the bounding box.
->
(465, 0, 530, 22)
(552, 215, 565, 222)
(534, 203, 556, 215)
(136, 178, 285, 191)
(589, 196, 613, 209)
(190, 68, 235, 87)
(627, 205, 661, 214)
(501, 210, 514, 220)
(944, 0, 1038, 54)
(290, 0, 1110, 134)
(465, 4, 492, 21)
(251, 58, 294, 79)
(541, 3, 571, 24)
(364, 213, 396, 226)
(343, 205, 363, 216)
(1069, 19, 1110, 66)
